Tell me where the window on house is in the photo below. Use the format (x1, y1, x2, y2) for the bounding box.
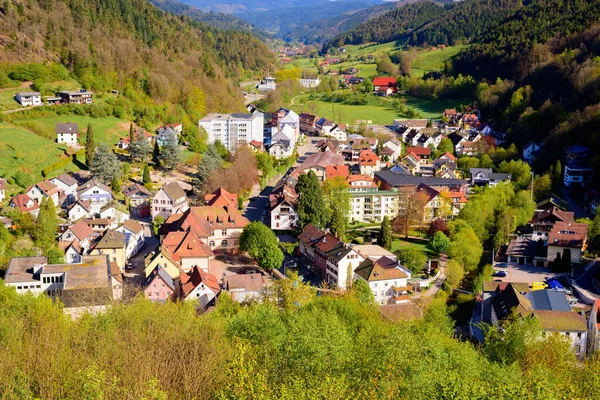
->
(222, 240, 228, 246)
(221, 230, 227, 236)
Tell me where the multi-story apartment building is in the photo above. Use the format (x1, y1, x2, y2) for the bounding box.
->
(198, 112, 264, 152)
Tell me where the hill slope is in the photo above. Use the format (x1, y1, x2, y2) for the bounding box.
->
(322, 0, 524, 51)
(0, 0, 275, 114)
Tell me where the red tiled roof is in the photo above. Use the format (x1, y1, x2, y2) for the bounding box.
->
(406, 147, 431, 157)
(162, 230, 213, 260)
(440, 152, 456, 161)
(68, 221, 94, 241)
(10, 194, 39, 213)
(415, 183, 440, 202)
(180, 266, 220, 298)
(373, 77, 397, 87)
(359, 149, 379, 166)
(204, 187, 238, 208)
(548, 221, 588, 248)
(325, 165, 349, 179)
(346, 174, 377, 188)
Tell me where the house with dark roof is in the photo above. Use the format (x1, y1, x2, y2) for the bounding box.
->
(123, 183, 152, 218)
(89, 230, 127, 271)
(354, 256, 412, 304)
(50, 173, 79, 207)
(144, 265, 176, 303)
(531, 205, 574, 241)
(270, 185, 298, 231)
(469, 168, 512, 187)
(179, 266, 220, 308)
(375, 170, 468, 193)
(298, 152, 345, 181)
(547, 221, 588, 265)
(56, 122, 79, 145)
(482, 282, 587, 356)
(152, 182, 188, 220)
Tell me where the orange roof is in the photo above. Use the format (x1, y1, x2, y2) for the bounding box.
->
(30, 180, 59, 197)
(68, 221, 94, 241)
(162, 230, 213, 260)
(190, 205, 249, 229)
(204, 187, 238, 208)
(440, 152, 456, 161)
(325, 165, 350, 179)
(180, 266, 220, 298)
(359, 149, 379, 166)
(373, 77, 397, 87)
(450, 192, 468, 204)
(346, 174, 377, 188)
(406, 147, 431, 157)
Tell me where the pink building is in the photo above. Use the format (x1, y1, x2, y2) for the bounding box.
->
(144, 265, 176, 302)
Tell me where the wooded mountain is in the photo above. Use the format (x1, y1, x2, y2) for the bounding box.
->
(179, 0, 383, 14)
(322, 0, 523, 51)
(283, 0, 400, 44)
(149, 0, 269, 38)
(0, 0, 275, 114)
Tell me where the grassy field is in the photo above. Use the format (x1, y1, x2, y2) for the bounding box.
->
(404, 95, 472, 119)
(0, 122, 68, 184)
(411, 45, 469, 77)
(291, 95, 400, 125)
(390, 237, 431, 254)
(13, 115, 130, 145)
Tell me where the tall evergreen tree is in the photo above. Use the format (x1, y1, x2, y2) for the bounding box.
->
(296, 171, 326, 229)
(91, 143, 121, 184)
(143, 164, 151, 184)
(152, 140, 161, 165)
(129, 123, 134, 141)
(378, 216, 392, 250)
(85, 123, 95, 167)
(196, 144, 222, 188)
(552, 160, 562, 191)
(129, 133, 153, 163)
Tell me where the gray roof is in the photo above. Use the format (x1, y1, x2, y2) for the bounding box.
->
(56, 123, 79, 134)
(77, 178, 113, 196)
(17, 92, 40, 96)
(145, 265, 175, 291)
(325, 245, 350, 263)
(160, 182, 186, 200)
(53, 173, 78, 187)
(526, 290, 571, 312)
(4, 255, 111, 290)
(375, 170, 467, 188)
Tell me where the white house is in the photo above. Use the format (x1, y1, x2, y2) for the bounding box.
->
(60, 221, 95, 251)
(325, 246, 365, 290)
(67, 199, 93, 221)
(27, 180, 60, 206)
(151, 182, 189, 220)
(99, 202, 130, 225)
(15, 92, 41, 107)
(56, 123, 79, 145)
(59, 240, 84, 264)
(277, 109, 300, 143)
(354, 256, 412, 305)
(224, 274, 269, 303)
(76, 179, 115, 214)
(116, 219, 145, 259)
(299, 78, 321, 88)
(0, 178, 6, 203)
(383, 137, 402, 162)
(268, 142, 294, 159)
(180, 266, 221, 308)
(270, 190, 298, 230)
(50, 173, 79, 207)
(324, 124, 347, 141)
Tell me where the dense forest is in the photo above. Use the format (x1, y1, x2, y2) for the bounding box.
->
(322, 0, 524, 51)
(1, 281, 600, 399)
(0, 0, 275, 116)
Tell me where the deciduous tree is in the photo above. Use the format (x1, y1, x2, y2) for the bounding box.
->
(397, 249, 427, 274)
(429, 231, 450, 254)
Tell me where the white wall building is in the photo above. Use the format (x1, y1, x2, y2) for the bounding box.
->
(299, 78, 321, 88)
(15, 92, 41, 107)
(199, 112, 264, 152)
(354, 256, 411, 305)
(56, 123, 79, 145)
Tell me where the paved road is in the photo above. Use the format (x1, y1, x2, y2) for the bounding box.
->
(123, 233, 160, 285)
(244, 186, 272, 223)
(575, 259, 600, 299)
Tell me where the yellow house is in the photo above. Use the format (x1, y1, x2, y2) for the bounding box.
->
(89, 230, 126, 272)
(144, 249, 180, 280)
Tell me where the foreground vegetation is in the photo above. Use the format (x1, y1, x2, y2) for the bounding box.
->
(0, 282, 600, 399)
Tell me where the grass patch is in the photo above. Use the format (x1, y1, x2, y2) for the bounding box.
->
(390, 237, 431, 255)
(403, 95, 472, 119)
(0, 122, 68, 185)
(12, 115, 130, 144)
(411, 45, 470, 77)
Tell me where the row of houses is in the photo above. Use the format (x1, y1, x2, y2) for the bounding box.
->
(15, 90, 93, 107)
(298, 224, 415, 304)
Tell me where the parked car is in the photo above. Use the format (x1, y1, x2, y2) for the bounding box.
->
(125, 262, 134, 270)
(492, 271, 507, 277)
(495, 262, 509, 268)
(532, 281, 549, 291)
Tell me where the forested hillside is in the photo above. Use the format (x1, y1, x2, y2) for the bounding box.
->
(322, 1, 447, 52)
(1, 281, 600, 399)
(0, 0, 275, 115)
(323, 0, 523, 51)
(149, 0, 270, 38)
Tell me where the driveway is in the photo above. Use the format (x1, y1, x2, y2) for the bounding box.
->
(575, 258, 600, 299)
(494, 262, 565, 286)
(294, 138, 319, 167)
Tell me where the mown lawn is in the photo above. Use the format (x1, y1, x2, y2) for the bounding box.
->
(390, 237, 431, 255)
(0, 122, 67, 184)
(403, 95, 472, 119)
(411, 45, 469, 77)
(290, 95, 400, 125)
(12, 115, 130, 145)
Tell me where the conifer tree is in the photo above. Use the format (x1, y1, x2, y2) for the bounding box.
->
(129, 123, 134, 141)
(143, 164, 151, 184)
(85, 123, 95, 167)
(153, 140, 160, 165)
